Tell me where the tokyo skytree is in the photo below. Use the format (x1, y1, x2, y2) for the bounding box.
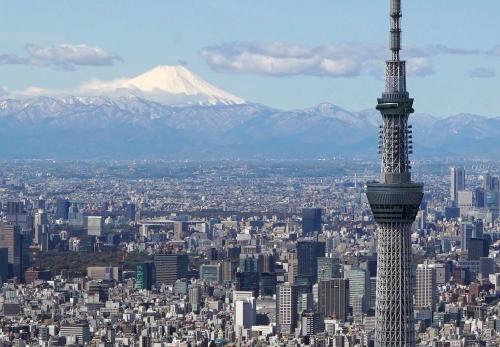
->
(365, 0, 424, 346)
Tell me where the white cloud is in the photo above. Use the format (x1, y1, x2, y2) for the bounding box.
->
(406, 58, 434, 77)
(202, 42, 497, 79)
(0, 44, 122, 70)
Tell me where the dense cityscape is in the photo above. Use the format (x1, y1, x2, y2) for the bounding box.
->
(0, 159, 497, 346)
(1, 0, 499, 346)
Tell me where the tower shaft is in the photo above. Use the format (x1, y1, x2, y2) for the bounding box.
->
(366, 1, 423, 346)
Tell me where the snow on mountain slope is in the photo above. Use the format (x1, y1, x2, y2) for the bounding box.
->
(81, 65, 245, 105)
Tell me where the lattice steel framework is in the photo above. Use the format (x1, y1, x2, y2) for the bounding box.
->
(366, 1, 424, 346)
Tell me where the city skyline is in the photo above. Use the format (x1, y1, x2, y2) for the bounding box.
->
(0, 1, 499, 116)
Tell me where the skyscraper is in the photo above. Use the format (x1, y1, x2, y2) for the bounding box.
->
(345, 268, 369, 312)
(136, 262, 155, 290)
(55, 198, 70, 220)
(365, 1, 424, 346)
(0, 224, 25, 280)
(154, 253, 189, 286)
(317, 256, 342, 281)
(302, 208, 322, 236)
(318, 278, 349, 321)
(415, 262, 437, 311)
(276, 283, 297, 335)
(450, 167, 466, 204)
(297, 239, 325, 285)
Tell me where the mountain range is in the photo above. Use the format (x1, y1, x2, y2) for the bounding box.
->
(0, 65, 499, 159)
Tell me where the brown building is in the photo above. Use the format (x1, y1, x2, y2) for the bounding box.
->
(25, 268, 52, 284)
(0, 224, 26, 280)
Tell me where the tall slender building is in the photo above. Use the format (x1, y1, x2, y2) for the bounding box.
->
(450, 167, 465, 203)
(365, 1, 424, 346)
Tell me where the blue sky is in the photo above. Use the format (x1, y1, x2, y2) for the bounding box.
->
(1, 0, 500, 116)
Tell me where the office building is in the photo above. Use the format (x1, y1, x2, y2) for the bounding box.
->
(451, 167, 466, 204)
(259, 272, 277, 297)
(59, 323, 91, 345)
(86, 216, 103, 237)
(460, 222, 473, 251)
(317, 256, 341, 281)
(34, 209, 48, 245)
(125, 203, 136, 221)
(236, 271, 259, 297)
(0, 224, 25, 280)
(415, 262, 437, 310)
(0, 248, 8, 283)
(468, 238, 488, 260)
(276, 283, 297, 335)
(301, 310, 324, 337)
(154, 253, 189, 286)
(136, 262, 155, 290)
(87, 266, 121, 281)
(200, 263, 222, 283)
(318, 278, 349, 321)
(189, 285, 202, 313)
(297, 239, 325, 284)
(55, 199, 70, 220)
(302, 208, 322, 236)
(344, 268, 369, 312)
(234, 297, 256, 334)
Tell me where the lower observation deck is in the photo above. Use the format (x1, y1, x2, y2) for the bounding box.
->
(366, 182, 423, 223)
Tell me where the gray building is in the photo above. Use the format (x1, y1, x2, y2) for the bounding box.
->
(318, 278, 349, 321)
(154, 253, 189, 285)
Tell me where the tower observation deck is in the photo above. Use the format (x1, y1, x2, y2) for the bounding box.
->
(365, 1, 423, 346)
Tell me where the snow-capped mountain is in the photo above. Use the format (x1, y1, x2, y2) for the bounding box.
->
(0, 68, 499, 159)
(80, 65, 245, 105)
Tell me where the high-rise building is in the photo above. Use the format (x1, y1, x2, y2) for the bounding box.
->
(302, 208, 322, 236)
(318, 278, 349, 321)
(0, 248, 8, 283)
(259, 272, 277, 297)
(125, 203, 136, 222)
(200, 263, 222, 283)
(234, 297, 256, 334)
(136, 262, 155, 290)
(365, 1, 424, 345)
(55, 199, 70, 220)
(450, 167, 466, 204)
(34, 210, 48, 245)
(59, 323, 91, 345)
(369, 277, 377, 310)
(468, 238, 489, 260)
(460, 222, 473, 251)
(86, 216, 103, 237)
(317, 256, 341, 281)
(483, 173, 492, 191)
(189, 285, 202, 313)
(154, 253, 189, 286)
(276, 283, 297, 335)
(0, 224, 25, 280)
(297, 239, 325, 285)
(301, 310, 324, 337)
(236, 271, 259, 297)
(415, 262, 437, 311)
(345, 268, 369, 312)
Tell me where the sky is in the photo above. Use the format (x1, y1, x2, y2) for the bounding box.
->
(1, 0, 500, 116)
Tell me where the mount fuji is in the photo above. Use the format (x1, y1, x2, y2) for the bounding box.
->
(79, 65, 245, 106)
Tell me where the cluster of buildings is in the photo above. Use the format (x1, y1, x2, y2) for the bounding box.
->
(0, 160, 497, 346)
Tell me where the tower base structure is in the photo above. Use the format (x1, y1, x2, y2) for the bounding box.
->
(366, 182, 423, 347)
